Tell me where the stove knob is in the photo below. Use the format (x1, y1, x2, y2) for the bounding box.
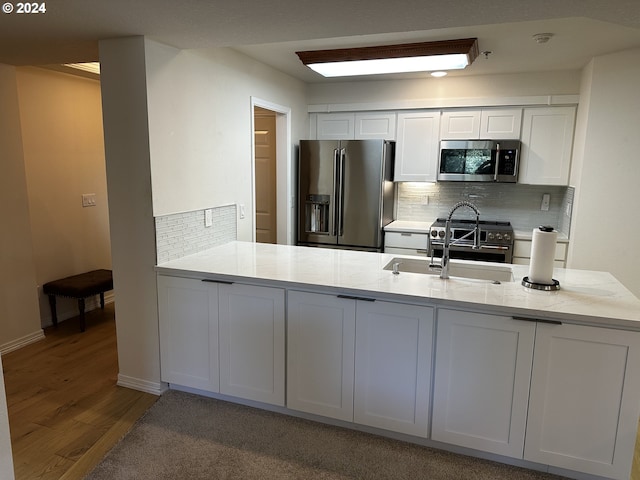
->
(488, 232, 495, 240)
(496, 233, 503, 241)
(503, 233, 511, 242)
(438, 230, 445, 239)
(431, 230, 438, 237)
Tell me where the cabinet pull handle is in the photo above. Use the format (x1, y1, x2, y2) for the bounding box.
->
(512, 316, 562, 325)
(201, 279, 234, 285)
(337, 294, 376, 302)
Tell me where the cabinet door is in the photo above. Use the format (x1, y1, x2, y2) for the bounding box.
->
(394, 111, 441, 182)
(440, 110, 481, 139)
(519, 106, 576, 185)
(432, 309, 535, 458)
(355, 112, 397, 140)
(287, 291, 356, 421)
(316, 113, 355, 140)
(157, 275, 219, 392)
(354, 301, 433, 437)
(524, 323, 640, 480)
(218, 283, 285, 406)
(480, 108, 522, 139)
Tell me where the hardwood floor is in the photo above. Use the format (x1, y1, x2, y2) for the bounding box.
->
(2, 303, 157, 480)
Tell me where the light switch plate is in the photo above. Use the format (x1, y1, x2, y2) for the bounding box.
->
(82, 193, 96, 207)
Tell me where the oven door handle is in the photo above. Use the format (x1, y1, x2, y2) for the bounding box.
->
(477, 245, 511, 251)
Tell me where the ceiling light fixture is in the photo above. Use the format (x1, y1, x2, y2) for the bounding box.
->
(431, 71, 447, 77)
(296, 38, 479, 78)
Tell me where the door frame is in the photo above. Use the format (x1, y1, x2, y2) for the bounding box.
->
(250, 97, 293, 245)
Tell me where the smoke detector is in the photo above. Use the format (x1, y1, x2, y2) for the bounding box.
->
(533, 33, 554, 44)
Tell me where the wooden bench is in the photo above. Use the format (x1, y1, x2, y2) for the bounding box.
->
(42, 269, 113, 332)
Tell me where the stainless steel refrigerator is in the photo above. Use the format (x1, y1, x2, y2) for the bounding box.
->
(297, 139, 395, 252)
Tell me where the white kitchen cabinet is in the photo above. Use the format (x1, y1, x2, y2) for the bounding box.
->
(355, 112, 397, 140)
(218, 283, 285, 406)
(354, 301, 433, 437)
(383, 231, 429, 256)
(518, 106, 576, 185)
(157, 275, 219, 392)
(315, 113, 355, 140)
(525, 323, 640, 480)
(287, 291, 356, 421)
(512, 238, 568, 268)
(432, 308, 535, 458)
(394, 110, 441, 182)
(440, 108, 522, 140)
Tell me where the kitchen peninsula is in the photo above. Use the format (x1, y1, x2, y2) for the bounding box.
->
(156, 241, 640, 480)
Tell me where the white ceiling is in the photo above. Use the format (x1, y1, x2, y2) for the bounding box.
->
(1, 0, 639, 82)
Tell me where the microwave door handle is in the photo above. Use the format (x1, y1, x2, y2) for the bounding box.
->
(493, 143, 500, 181)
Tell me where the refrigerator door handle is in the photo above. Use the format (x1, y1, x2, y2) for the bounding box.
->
(337, 148, 346, 237)
(332, 148, 340, 237)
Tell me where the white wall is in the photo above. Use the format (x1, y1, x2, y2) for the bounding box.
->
(144, 40, 308, 241)
(567, 47, 640, 297)
(0, 64, 43, 353)
(16, 67, 111, 326)
(99, 36, 163, 393)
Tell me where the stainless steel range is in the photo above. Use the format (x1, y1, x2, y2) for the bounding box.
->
(428, 218, 514, 263)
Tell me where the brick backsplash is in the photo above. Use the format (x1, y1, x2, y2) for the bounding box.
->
(395, 183, 573, 237)
(155, 204, 237, 263)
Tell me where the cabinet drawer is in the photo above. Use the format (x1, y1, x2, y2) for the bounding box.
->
(385, 231, 429, 250)
(513, 240, 567, 261)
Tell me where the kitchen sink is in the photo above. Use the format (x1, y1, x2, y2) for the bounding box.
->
(383, 257, 514, 282)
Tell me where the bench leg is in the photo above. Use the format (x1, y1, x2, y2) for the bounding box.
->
(100, 292, 105, 309)
(78, 298, 86, 332)
(48, 295, 58, 327)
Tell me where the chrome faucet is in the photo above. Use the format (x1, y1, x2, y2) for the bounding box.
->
(439, 201, 481, 279)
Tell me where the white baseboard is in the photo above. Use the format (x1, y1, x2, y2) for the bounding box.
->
(0, 329, 45, 355)
(117, 374, 167, 396)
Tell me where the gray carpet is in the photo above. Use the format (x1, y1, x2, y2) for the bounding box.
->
(85, 390, 566, 479)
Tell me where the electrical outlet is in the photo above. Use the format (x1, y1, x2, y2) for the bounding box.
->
(204, 208, 213, 227)
(540, 193, 550, 211)
(421, 195, 429, 205)
(82, 193, 96, 207)
(566, 201, 573, 217)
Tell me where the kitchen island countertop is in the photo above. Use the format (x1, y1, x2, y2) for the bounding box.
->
(156, 241, 640, 330)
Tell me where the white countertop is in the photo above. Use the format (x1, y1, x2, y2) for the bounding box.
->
(156, 241, 640, 330)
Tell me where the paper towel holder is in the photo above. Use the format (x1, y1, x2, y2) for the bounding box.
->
(521, 276, 560, 291)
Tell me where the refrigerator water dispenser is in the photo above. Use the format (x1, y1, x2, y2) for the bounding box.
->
(305, 195, 330, 234)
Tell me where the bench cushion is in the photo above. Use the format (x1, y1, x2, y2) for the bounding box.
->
(42, 269, 113, 299)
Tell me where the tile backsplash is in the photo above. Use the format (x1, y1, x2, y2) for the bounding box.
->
(155, 204, 237, 263)
(396, 183, 573, 237)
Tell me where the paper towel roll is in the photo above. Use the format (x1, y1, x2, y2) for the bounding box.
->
(528, 226, 557, 284)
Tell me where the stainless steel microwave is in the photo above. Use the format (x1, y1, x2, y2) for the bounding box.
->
(438, 140, 520, 183)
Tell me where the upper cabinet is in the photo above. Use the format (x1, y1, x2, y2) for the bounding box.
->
(394, 110, 441, 182)
(440, 108, 522, 140)
(518, 106, 576, 185)
(313, 112, 396, 140)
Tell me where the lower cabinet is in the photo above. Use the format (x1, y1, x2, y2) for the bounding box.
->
(354, 300, 433, 437)
(287, 290, 434, 436)
(157, 275, 285, 406)
(218, 283, 285, 406)
(158, 275, 220, 392)
(287, 291, 356, 421)
(524, 323, 640, 480)
(432, 308, 535, 458)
